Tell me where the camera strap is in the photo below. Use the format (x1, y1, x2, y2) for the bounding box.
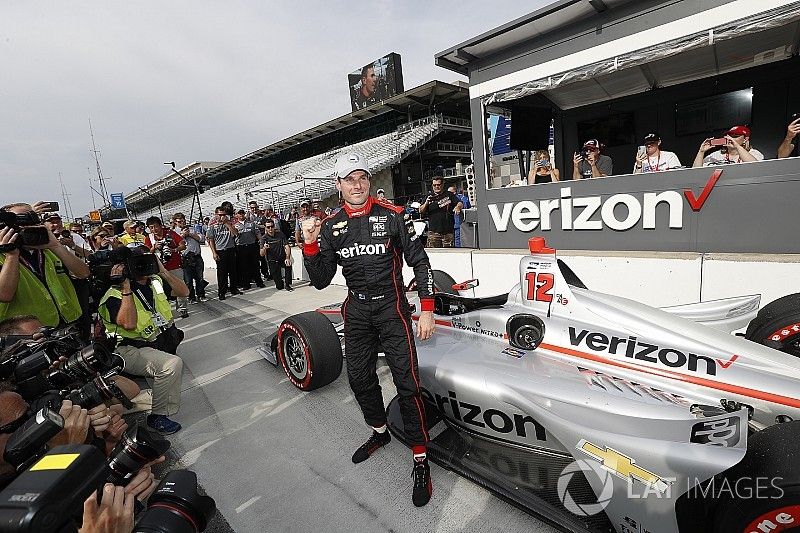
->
(134, 287, 170, 331)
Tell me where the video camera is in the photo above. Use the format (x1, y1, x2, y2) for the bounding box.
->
(0, 211, 51, 250)
(88, 246, 160, 286)
(0, 444, 215, 533)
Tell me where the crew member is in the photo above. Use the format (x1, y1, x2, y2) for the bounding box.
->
(302, 152, 435, 507)
(259, 220, 292, 291)
(206, 206, 240, 300)
(0, 203, 89, 327)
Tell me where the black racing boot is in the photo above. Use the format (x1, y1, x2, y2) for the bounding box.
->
(351, 430, 391, 464)
(412, 457, 432, 507)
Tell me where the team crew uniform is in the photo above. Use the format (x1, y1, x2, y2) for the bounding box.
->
(304, 195, 435, 454)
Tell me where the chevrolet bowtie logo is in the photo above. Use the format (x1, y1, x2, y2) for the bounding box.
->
(577, 440, 670, 493)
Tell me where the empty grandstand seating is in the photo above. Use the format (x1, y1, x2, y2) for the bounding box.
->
(138, 114, 447, 220)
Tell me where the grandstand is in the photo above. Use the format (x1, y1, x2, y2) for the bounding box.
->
(126, 80, 472, 220)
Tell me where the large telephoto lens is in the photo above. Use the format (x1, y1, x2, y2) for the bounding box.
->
(133, 470, 216, 533)
(107, 423, 170, 486)
(61, 343, 113, 381)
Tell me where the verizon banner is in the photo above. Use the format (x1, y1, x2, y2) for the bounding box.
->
(477, 159, 800, 253)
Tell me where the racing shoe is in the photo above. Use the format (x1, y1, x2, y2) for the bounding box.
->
(412, 457, 432, 507)
(351, 430, 391, 464)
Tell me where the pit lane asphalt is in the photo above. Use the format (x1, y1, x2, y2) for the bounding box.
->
(168, 279, 561, 533)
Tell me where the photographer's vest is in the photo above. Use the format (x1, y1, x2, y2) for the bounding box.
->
(98, 276, 174, 342)
(0, 250, 82, 327)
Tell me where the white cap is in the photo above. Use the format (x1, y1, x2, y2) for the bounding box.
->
(334, 152, 371, 179)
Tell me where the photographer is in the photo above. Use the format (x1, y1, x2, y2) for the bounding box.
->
(98, 249, 187, 435)
(572, 139, 612, 179)
(0, 203, 89, 328)
(174, 214, 208, 303)
(144, 217, 188, 319)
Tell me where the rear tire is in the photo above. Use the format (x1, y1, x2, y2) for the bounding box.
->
(709, 420, 800, 533)
(745, 293, 800, 357)
(277, 311, 342, 391)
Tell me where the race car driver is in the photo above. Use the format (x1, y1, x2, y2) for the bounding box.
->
(302, 152, 436, 507)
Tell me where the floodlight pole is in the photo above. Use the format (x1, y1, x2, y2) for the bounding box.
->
(166, 162, 203, 224)
(137, 186, 164, 221)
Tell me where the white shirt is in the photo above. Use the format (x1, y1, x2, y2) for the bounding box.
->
(634, 150, 682, 173)
(703, 147, 764, 166)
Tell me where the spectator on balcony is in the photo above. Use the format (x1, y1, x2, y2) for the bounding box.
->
(693, 125, 763, 167)
(420, 173, 463, 248)
(527, 150, 561, 184)
(778, 116, 800, 159)
(572, 139, 612, 179)
(633, 134, 681, 174)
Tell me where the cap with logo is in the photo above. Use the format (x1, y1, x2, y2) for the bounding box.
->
(41, 212, 61, 221)
(300, 199, 311, 207)
(376, 188, 385, 194)
(583, 139, 600, 149)
(726, 125, 751, 137)
(334, 152, 371, 179)
(643, 133, 661, 144)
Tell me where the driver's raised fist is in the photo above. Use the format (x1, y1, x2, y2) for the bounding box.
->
(301, 217, 322, 244)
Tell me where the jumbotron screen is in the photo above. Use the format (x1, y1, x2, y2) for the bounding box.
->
(348, 53, 404, 112)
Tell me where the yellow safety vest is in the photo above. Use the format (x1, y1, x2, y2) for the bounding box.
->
(99, 276, 174, 342)
(0, 250, 82, 327)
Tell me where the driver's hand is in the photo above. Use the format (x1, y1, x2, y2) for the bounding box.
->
(416, 311, 435, 340)
(301, 217, 322, 244)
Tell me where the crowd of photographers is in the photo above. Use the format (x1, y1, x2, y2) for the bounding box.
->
(0, 201, 215, 532)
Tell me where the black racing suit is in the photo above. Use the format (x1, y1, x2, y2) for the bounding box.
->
(304, 196, 435, 450)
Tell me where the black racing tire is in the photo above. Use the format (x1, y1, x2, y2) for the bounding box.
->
(432, 270, 458, 295)
(745, 293, 800, 357)
(276, 311, 342, 391)
(709, 420, 800, 533)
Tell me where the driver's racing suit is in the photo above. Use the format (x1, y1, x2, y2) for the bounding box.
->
(303, 196, 435, 450)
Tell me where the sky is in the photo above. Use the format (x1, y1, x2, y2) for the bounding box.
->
(0, 1, 544, 218)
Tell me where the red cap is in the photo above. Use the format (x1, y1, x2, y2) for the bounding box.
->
(726, 125, 750, 137)
(528, 237, 555, 254)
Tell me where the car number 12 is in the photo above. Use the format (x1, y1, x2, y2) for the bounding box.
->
(525, 272, 554, 302)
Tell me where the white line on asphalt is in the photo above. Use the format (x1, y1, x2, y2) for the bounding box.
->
(235, 496, 261, 513)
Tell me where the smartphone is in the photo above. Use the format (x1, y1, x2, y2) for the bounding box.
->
(636, 145, 646, 158)
(792, 113, 800, 122)
(710, 138, 727, 146)
(41, 202, 59, 212)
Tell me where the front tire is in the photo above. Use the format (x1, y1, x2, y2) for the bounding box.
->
(277, 311, 342, 391)
(745, 293, 800, 357)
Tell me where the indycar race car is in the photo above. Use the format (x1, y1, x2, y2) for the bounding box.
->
(260, 237, 800, 533)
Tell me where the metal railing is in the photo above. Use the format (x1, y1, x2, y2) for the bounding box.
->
(434, 142, 472, 153)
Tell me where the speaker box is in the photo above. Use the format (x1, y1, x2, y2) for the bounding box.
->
(509, 107, 552, 150)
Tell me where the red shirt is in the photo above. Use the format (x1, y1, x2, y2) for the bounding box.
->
(144, 229, 183, 271)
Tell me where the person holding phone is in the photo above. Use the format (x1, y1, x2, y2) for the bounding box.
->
(633, 133, 681, 174)
(777, 116, 800, 159)
(527, 150, 561, 184)
(693, 125, 763, 167)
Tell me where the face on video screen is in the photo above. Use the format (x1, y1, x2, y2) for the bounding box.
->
(348, 53, 404, 112)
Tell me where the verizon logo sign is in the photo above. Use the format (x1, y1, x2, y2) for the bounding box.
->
(489, 187, 683, 232)
(488, 170, 721, 233)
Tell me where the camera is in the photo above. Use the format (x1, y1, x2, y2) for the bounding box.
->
(107, 422, 170, 486)
(0, 211, 51, 250)
(89, 246, 160, 287)
(3, 407, 65, 471)
(134, 470, 216, 533)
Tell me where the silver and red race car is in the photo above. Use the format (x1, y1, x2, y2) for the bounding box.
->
(261, 237, 800, 533)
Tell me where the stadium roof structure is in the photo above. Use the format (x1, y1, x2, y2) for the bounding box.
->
(436, 0, 800, 109)
(126, 80, 468, 211)
(197, 80, 468, 183)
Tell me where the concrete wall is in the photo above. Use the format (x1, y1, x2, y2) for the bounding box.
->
(288, 246, 800, 309)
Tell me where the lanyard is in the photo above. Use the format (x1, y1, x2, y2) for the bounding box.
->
(134, 286, 170, 332)
(647, 152, 661, 172)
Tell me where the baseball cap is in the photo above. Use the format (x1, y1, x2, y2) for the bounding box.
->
(300, 199, 311, 207)
(376, 188, 385, 194)
(41, 212, 61, 221)
(334, 152, 371, 179)
(583, 139, 600, 149)
(726, 125, 751, 137)
(643, 133, 661, 144)
(102, 221, 114, 228)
